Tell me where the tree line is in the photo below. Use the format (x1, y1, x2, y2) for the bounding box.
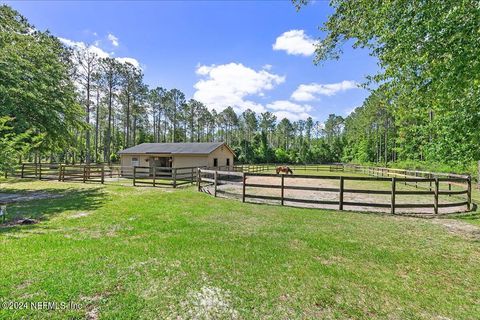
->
(0, 5, 344, 172)
(2, 1, 478, 175)
(295, 0, 480, 174)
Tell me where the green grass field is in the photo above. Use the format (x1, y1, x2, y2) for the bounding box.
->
(1, 179, 479, 319)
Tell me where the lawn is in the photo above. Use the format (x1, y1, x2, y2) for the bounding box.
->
(0, 179, 479, 319)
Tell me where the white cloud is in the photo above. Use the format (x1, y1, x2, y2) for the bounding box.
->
(291, 80, 359, 101)
(115, 57, 141, 69)
(107, 33, 119, 47)
(60, 36, 141, 69)
(193, 62, 285, 113)
(273, 29, 316, 56)
(59, 37, 110, 58)
(344, 106, 358, 116)
(265, 100, 313, 121)
(266, 100, 312, 113)
(272, 110, 312, 121)
(59, 37, 84, 48)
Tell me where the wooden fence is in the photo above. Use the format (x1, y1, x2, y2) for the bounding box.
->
(17, 163, 105, 183)
(14, 163, 197, 188)
(132, 166, 199, 188)
(213, 163, 344, 173)
(197, 169, 472, 214)
(344, 164, 471, 191)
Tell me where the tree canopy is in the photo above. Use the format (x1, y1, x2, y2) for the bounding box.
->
(2, 2, 479, 174)
(296, 0, 480, 170)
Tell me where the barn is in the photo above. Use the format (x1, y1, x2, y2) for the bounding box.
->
(118, 142, 235, 169)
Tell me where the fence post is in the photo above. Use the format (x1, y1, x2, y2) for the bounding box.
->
(101, 165, 104, 184)
(434, 177, 439, 215)
(391, 177, 396, 215)
(21, 164, 25, 178)
(467, 175, 472, 211)
(173, 168, 177, 188)
(58, 165, 62, 181)
(281, 174, 285, 206)
(83, 165, 86, 183)
(38, 163, 42, 180)
(152, 166, 156, 187)
(197, 168, 201, 192)
(448, 174, 452, 197)
(133, 166, 137, 186)
(242, 172, 246, 203)
(214, 170, 218, 197)
(191, 167, 194, 184)
(339, 176, 344, 210)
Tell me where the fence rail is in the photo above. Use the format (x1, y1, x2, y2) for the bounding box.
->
(197, 168, 472, 215)
(132, 166, 199, 188)
(9, 162, 476, 200)
(211, 163, 345, 173)
(12, 163, 199, 188)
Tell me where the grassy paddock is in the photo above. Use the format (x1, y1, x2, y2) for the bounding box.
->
(0, 179, 479, 319)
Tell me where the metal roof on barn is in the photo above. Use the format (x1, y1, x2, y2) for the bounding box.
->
(118, 142, 230, 155)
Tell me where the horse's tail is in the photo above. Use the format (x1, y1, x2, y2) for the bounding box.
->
(288, 168, 293, 174)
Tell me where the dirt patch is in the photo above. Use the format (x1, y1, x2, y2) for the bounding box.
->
(0, 191, 63, 204)
(178, 286, 239, 319)
(69, 211, 91, 219)
(430, 219, 480, 240)
(1, 218, 39, 227)
(205, 175, 470, 215)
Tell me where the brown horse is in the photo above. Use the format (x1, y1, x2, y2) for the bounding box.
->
(276, 166, 293, 175)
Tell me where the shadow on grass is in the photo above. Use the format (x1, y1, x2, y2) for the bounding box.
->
(454, 210, 480, 222)
(0, 187, 106, 235)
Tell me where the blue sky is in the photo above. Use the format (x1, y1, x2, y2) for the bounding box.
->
(6, 1, 379, 123)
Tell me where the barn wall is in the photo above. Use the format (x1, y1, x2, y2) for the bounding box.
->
(120, 155, 150, 167)
(120, 154, 172, 168)
(172, 155, 209, 168)
(119, 144, 234, 169)
(207, 145, 235, 168)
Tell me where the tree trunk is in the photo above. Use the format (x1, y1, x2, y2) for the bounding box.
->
(126, 94, 130, 147)
(95, 87, 100, 163)
(106, 81, 113, 164)
(85, 73, 91, 164)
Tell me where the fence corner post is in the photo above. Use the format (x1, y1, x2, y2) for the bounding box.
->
(339, 176, 344, 210)
(152, 166, 156, 187)
(133, 166, 137, 186)
(173, 168, 177, 188)
(197, 168, 201, 192)
(467, 175, 472, 211)
(434, 177, 439, 215)
(214, 170, 218, 197)
(391, 177, 396, 215)
(242, 172, 246, 203)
